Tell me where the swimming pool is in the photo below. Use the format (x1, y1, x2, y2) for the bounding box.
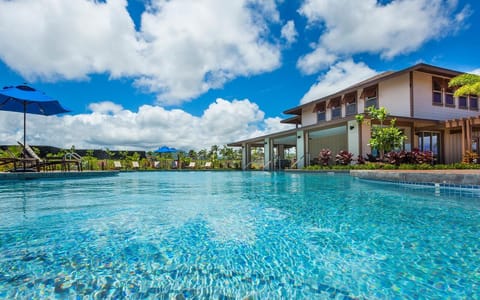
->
(0, 172, 478, 299)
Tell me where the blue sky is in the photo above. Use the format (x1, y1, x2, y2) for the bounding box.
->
(0, 0, 479, 151)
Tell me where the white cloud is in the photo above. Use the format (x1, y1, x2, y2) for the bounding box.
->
(281, 20, 298, 45)
(471, 69, 480, 75)
(300, 59, 378, 104)
(297, 47, 337, 75)
(0, 0, 281, 105)
(298, 0, 470, 74)
(0, 98, 294, 151)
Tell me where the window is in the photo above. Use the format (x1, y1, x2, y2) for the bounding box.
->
(472, 137, 479, 154)
(314, 102, 326, 122)
(344, 92, 357, 116)
(459, 96, 468, 109)
(445, 85, 455, 107)
(470, 95, 479, 111)
(432, 77, 443, 105)
(363, 86, 378, 109)
(317, 111, 326, 122)
(416, 131, 440, 156)
(328, 97, 342, 119)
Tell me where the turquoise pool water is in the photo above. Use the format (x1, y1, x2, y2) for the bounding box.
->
(0, 172, 479, 299)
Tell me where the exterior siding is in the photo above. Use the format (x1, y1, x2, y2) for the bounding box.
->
(413, 71, 480, 120)
(309, 134, 348, 163)
(379, 73, 411, 117)
(302, 104, 317, 126)
(444, 131, 463, 164)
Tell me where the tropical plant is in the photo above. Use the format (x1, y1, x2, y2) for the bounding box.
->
(335, 150, 353, 165)
(318, 148, 332, 166)
(448, 73, 480, 97)
(357, 106, 407, 160)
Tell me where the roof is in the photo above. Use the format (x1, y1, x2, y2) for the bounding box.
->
(283, 63, 463, 116)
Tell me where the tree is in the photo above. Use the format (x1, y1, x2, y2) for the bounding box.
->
(356, 106, 407, 160)
(448, 73, 480, 96)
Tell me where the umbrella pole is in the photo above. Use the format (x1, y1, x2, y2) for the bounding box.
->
(23, 102, 26, 171)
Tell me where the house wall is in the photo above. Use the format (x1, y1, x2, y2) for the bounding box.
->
(379, 73, 411, 117)
(302, 104, 317, 126)
(413, 71, 480, 120)
(444, 131, 463, 164)
(296, 130, 305, 168)
(309, 134, 348, 163)
(347, 120, 360, 157)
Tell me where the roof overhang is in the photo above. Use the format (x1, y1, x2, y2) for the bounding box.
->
(282, 63, 464, 117)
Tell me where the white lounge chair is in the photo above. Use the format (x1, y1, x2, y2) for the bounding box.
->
(114, 161, 122, 169)
(187, 162, 196, 168)
(132, 161, 140, 169)
(204, 161, 212, 168)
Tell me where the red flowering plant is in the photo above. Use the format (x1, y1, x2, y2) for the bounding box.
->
(318, 149, 332, 166)
(335, 150, 354, 165)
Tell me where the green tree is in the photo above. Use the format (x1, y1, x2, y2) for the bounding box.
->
(357, 106, 407, 160)
(448, 73, 480, 97)
(187, 149, 197, 160)
(209, 145, 219, 161)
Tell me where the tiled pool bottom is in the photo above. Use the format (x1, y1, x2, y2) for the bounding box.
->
(0, 172, 479, 299)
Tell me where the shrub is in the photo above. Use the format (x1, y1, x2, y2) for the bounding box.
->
(335, 150, 353, 165)
(318, 149, 332, 166)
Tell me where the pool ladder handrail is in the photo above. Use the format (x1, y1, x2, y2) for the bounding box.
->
(64, 152, 82, 161)
(290, 155, 304, 169)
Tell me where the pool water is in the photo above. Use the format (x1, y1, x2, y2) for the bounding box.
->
(0, 172, 479, 299)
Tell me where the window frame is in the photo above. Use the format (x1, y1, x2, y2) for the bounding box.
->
(470, 95, 479, 111)
(363, 86, 378, 109)
(458, 96, 468, 109)
(432, 77, 443, 106)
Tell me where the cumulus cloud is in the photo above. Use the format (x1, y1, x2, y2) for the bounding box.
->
(471, 69, 480, 75)
(298, 0, 470, 75)
(0, 98, 294, 151)
(281, 20, 298, 45)
(0, 0, 281, 105)
(300, 59, 377, 104)
(297, 47, 337, 75)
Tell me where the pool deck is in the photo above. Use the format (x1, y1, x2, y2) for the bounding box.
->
(0, 170, 119, 180)
(350, 169, 480, 187)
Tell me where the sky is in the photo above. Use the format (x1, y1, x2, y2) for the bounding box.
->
(0, 0, 479, 152)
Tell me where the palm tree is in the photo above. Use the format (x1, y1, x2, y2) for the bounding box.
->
(449, 73, 480, 96)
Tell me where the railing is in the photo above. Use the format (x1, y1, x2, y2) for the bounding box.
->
(290, 155, 304, 169)
(64, 152, 82, 161)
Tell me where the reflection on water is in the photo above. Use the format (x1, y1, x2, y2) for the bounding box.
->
(0, 172, 479, 299)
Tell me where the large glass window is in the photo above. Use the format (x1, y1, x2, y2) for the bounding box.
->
(416, 131, 440, 156)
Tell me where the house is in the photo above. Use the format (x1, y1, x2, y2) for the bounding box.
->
(229, 63, 480, 169)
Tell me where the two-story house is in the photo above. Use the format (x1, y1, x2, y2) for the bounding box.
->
(229, 63, 480, 169)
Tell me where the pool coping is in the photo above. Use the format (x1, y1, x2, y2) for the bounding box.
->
(0, 170, 119, 180)
(349, 169, 480, 188)
(285, 169, 480, 188)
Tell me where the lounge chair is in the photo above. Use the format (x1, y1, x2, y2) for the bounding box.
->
(153, 161, 160, 168)
(16, 142, 82, 172)
(204, 161, 212, 168)
(187, 162, 196, 168)
(114, 161, 122, 169)
(132, 161, 140, 169)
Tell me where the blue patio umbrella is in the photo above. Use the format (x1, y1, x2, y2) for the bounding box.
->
(0, 85, 70, 166)
(154, 146, 178, 153)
